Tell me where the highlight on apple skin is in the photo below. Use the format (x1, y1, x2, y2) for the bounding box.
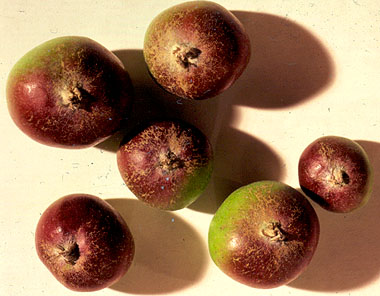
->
(117, 120, 213, 211)
(6, 36, 133, 149)
(143, 0, 251, 100)
(208, 181, 320, 289)
(298, 136, 373, 213)
(35, 194, 135, 292)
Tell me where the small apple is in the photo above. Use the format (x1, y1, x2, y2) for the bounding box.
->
(143, 1, 251, 100)
(35, 194, 135, 292)
(208, 181, 320, 289)
(6, 36, 133, 148)
(298, 136, 373, 213)
(117, 120, 213, 210)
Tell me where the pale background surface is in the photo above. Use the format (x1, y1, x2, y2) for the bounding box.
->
(1, 1, 379, 295)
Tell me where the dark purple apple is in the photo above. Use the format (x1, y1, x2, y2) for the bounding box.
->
(143, 1, 251, 100)
(6, 36, 133, 148)
(117, 120, 213, 210)
(208, 181, 320, 289)
(298, 136, 373, 213)
(35, 194, 135, 292)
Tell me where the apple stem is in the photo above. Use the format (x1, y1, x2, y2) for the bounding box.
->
(262, 222, 286, 242)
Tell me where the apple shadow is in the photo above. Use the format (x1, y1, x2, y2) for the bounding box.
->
(288, 140, 380, 291)
(229, 11, 335, 108)
(188, 129, 284, 213)
(106, 198, 209, 294)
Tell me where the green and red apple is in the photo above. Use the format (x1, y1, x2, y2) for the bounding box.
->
(117, 120, 213, 211)
(208, 181, 320, 289)
(144, 1, 251, 100)
(6, 36, 133, 148)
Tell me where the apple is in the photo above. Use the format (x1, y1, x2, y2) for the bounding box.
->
(6, 36, 133, 148)
(143, 1, 251, 100)
(35, 194, 135, 292)
(208, 181, 320, 289)
(298, 136, 373, 213)
(117, 120, 213, 210)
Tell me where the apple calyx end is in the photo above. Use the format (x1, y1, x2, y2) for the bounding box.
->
(331, 167, 350, 187)
(60, 84, 93, 111)
(159, 150, 185, 172)
(57, 241, 80, 265)
(262, 222, 287, 242)
(172, 44, 202, 70)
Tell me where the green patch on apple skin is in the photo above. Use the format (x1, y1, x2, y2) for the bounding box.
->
(176, 159, 213, 210)
(208, 182, 258, 266)
(8, 36, 79, 77)
(7, 36, 110, 93)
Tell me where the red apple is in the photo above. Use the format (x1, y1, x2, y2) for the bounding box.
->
(117, 120, 213, 210)
(208, 181, 320, 288)
(143, 1, 251, 100)
(6, 36, 133, 148)
(298, 136, 373, 213)
(35, 194, 135, 291)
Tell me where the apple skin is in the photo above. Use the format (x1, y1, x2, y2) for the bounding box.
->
(35, 194, 135, 292)
(298, 136, 373, 213)
(117, 120, 213, 211)
(208, 181, 320, 289)
(143, 1, 251, 100)
(6, 36, 133, 148)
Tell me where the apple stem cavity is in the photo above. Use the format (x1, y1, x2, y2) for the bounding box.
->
(262, 222, 287, 242)
(57, 242, 80, 265)
(173, 44, 202, 70)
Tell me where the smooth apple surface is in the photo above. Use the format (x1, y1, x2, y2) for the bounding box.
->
(35, 194, 135, 292)
(117, 120, 213, 210)
(208, 181, 320, 289)
(6, 36, 133, 148)
(143, 1, 251, 100)
(298, 136, 373, 213)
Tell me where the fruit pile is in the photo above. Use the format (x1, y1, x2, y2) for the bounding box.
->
(6, 1, 373, 292)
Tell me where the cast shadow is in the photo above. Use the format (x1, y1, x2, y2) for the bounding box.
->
(289, 140, 380, 291)
(106, 198, 209, 294)
(188, 129, 284, 213)
(95, 49, 179, 152)
(228, 11, 335, 108)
